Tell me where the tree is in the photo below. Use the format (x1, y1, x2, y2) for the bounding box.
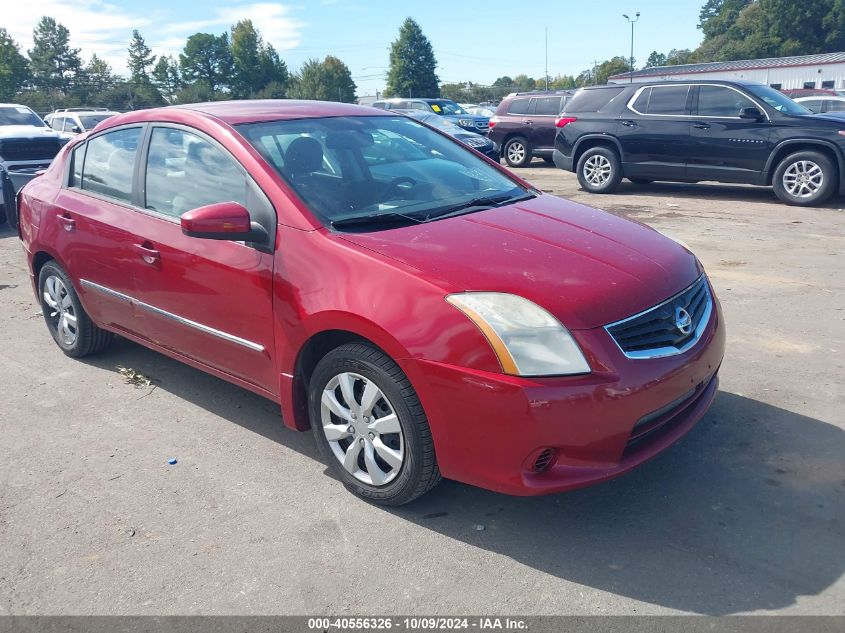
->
(0, 28, 29, 101)
(384, 18, 439, 98)
(289, 56, 356, 102)
(127, 30, 155, 83)
(152, 55, 181, 103)
(231, 20, 289, 98)
(28, 17, 82, 93)
(492, 76, 513, 88)
(180, 32, 233, 98)
(257, 44, 290, 96)
(512, 74, 536, 91)
(646, 51, 667, 67)
(550, 74, 576, 90)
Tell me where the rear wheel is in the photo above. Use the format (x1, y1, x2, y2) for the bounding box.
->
(772, 150, 836, 206)
(38, 261, 113, 357)
(577, 146, 622, 194)
(309, 343, 441, 505)
(503, 137, 532, 168)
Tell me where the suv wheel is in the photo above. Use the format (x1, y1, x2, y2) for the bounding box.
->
(773, 151, 836, 206)
(309, 342, 441, 505)
(38, 261, 113, 357)
(577, 146, 622, 194)
(503, 137, 531, 168)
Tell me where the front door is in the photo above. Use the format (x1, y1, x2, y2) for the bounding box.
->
(688, 85, 773, 182)
(130, 126, 278, 394)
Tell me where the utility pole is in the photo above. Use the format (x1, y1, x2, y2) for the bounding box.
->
(622, 12, 640, 83)
(545, 26, 549, 91)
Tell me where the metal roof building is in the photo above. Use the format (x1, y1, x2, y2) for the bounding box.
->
(607, 52, 845, 90)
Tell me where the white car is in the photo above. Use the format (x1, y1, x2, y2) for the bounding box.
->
(793, 95, 845, 114)
(459, 103, 496, 118)
(44, 108, 119, 139)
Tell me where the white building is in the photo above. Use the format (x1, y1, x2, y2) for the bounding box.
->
(608, 52, 845, 91)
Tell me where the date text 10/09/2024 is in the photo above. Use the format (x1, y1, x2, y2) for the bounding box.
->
(307, 617, 529, 630)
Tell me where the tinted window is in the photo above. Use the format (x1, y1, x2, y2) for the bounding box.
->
(81, 127, 141, 202)
(507, 98, 531, 115)
(646, 85, 690, 115)
(565, 87, 625, 113)
(631, 88, 651, 113)
(533, 96, 563, 115)
(697, 85, 755, 117)
(70, 144, 85, 187)
(144, 128, 247, 218)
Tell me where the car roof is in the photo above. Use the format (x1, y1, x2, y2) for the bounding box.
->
(97, 99, 394, 129)
(581, 79, 766, 90)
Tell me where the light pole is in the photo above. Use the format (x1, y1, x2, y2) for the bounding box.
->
(622, 12, 640, 83)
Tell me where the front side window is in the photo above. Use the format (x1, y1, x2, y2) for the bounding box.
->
(238, 115, 530, 230)
(50, 117, 64, 131)
(745, 84, 811, 115)
(533, 96, 563, 116)
(697, 85, 755, 117)
(800, 99, 823, 114)
(81, 127, 141, 203)
(645, 85, 690, 115)
(144, 128, 247, 218)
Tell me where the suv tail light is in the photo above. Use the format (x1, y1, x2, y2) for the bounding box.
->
(488, 116, 499, 129)
(555, 117, 577, 128)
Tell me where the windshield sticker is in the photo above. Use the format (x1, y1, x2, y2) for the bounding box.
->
(431, 104, 441, 113)
(16, 107, 31, 114)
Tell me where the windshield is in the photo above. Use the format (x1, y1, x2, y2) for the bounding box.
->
(0, 106, 45, 127)
(237, 115, 529, 229)
(745, 85, 812, 115)
(79, 114, 114, 130)
(430, 101, 467, 115)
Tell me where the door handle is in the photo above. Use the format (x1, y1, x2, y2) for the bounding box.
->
(693, 122, 711, 130)
(133, 243, 161, 266)
(522, 119, 533, 125)
(621, 120, 637, 127)
(57, 214, 75, 231)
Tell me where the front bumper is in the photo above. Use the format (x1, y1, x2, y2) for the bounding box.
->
(400, 295, 725, 496)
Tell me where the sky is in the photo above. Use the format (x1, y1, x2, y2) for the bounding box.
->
(5, 0, 706, 96)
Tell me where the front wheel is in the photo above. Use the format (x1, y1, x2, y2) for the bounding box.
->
(576, 146, 622, 193)
(503, 137, 532, 168)
(38, 261, 113, 357)
(772, 150, 836, 206)
(309, 343, 441, 505)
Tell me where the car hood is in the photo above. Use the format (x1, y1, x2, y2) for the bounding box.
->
(339, 195, 702, 330)
(0, 125, 62, 140)
(443, 114, 489, 123)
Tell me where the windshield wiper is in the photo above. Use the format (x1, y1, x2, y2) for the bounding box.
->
(331, 211, 424, 230)
(423, 192, 536, 222)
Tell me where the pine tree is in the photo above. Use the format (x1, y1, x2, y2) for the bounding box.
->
(28, 17, 82, 93)
(384, 18, 439, 98)
(0, 28, 29, 101)
(152, 55, 181, 103)
(128, 30, 156, 83)
(180, 32, 233, 98)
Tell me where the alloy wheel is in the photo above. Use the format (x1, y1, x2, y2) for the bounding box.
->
(320, 372, 404, 486)
(782, 160, 824, 198)
(507, 142, 526, 164)
(43, 275, 77, 345)
(583, 155, 613, 187)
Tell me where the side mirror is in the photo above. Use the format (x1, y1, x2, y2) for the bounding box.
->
(739, 107, 764, 121)
(71, 125, 82, 133)
(181, 201, 268, 243)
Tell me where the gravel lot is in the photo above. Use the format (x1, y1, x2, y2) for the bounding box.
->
(1, 164, 843, 616)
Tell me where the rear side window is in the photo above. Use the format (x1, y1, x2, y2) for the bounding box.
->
(81, 127, 141, 203)
(533, 96, 563, 115)
(696, 85, 755, 117)
(507, 98, 531, 115)
(144, 128, 247, 218)
(564, 87, 626, 113)
(645, 85, 690, 115)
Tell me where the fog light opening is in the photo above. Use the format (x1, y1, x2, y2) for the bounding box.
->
(531, 448, 557, 473)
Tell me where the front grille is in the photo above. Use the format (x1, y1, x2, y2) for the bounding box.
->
(474, 121, 489, 131)
(605, 275, 712, 359)
(0, 138, 62, 162)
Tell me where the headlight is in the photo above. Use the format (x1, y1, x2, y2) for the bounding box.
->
(446, 292, 591, 376)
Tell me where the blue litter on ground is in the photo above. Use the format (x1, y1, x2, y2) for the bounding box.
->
(167, 458, 177, 465)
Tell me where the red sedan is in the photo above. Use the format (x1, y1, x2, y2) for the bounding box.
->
(17, 101, 725, 505)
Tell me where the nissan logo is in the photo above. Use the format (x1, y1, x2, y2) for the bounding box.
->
(674, 307, 693, 335)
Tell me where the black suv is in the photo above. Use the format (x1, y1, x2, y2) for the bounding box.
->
(553, 80, 845, 206)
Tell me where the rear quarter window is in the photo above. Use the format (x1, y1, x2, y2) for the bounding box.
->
(81, 127, 142, 203)
(564, 87, 626, 113)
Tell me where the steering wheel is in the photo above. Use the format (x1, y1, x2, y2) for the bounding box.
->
(383, 176, 417, 200)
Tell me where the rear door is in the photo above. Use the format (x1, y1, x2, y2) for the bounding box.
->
(51, 126, 147, 335)
(130, 125, 278, 393)
(529, 96, 564, 152)
(617, 84, 692, 180)
(688, 84, 773, 182)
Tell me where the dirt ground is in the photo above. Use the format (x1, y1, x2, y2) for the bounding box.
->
(1, 164, 843, 616)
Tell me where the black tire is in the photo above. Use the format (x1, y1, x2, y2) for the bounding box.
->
(772, 150, 837, 206)
(1, 170, 16, 229)
(502, 136, 532, 168)
(576, 146, 622, 194)
(38, 261, 113, 358)
(628, 177, 652, 185)
(309, 342, 441, 505)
